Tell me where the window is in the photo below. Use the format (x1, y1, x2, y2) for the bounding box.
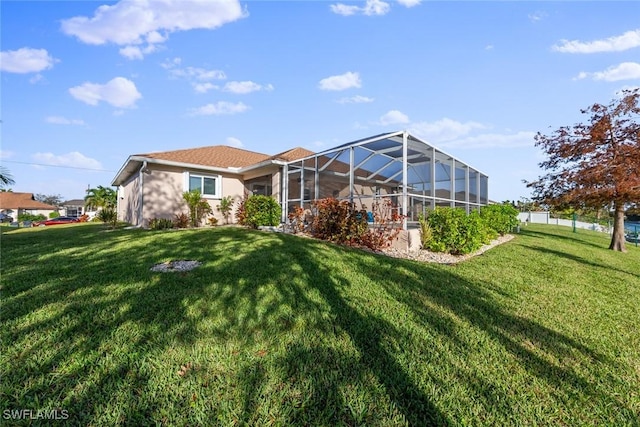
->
(66, 207, 82, 217)
(185, 173, 221, 198)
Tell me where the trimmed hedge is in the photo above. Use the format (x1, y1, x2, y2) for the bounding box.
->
(419, 207, 498, 255)
(242, 195, 281, 228)
(480, 203, 519, 235)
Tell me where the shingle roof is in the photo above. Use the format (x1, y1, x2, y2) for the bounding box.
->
(137, 145, 314, 169)
(0, 193, 57, 210)
(62, 199, 85, 206)
(270, 147, 315, 162)
(138, 145, 271, 169)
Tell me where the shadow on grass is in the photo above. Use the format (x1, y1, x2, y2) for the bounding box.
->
(523, 244, 640, 280)
(1, 225, 636, 425)
(519, 227, 614, 251)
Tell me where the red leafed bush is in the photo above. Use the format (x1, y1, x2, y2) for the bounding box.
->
(309, 197, 402, 250)
(287, 205, 305, 234)
(359, 198, 403, 250)
(310, 198, 368, 245)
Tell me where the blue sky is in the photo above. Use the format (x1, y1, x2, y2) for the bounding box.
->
(1, 0, 639, 202)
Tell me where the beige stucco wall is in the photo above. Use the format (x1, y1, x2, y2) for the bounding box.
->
(140, 165, 247, 227)
(118, 170, 142, 226)
(117, 163, 284, 228)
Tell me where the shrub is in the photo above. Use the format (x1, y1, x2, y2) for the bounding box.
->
(480, 203, 519, 235)
(287, 205, 305, 234)
(235, 193, 249, 225)
(359, 198, 403, 251)
(18, 213, 46, 223)
(207, 217, 219, 226)
(49, 211, 60, 219)
(182, 190, 212, 228)
(217, 196, 233, 224)
(78, 214, 89, 223)
(173, 213, 190, 229)
(310, 198, 368, 245)
(149, 217, 174, 230)
(423, 207, 493, 255)
(242, 195, 281, 228)
(418, 213, 433, 248)
(97, 207, 118, 229)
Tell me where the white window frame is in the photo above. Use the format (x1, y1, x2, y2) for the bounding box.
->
(183, 172, 222, 199)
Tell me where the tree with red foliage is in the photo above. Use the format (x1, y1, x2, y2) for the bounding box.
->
(527, 88, 640, 252)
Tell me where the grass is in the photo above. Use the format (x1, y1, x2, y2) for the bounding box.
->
(1, 223, 639, 426)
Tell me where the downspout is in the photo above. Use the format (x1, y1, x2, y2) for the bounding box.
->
(402, 131, 408, 230)
(139, 161, 147, 227)
(281, 163, 288, 224)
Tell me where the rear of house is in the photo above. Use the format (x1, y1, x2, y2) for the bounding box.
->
(112, 131, 489, 229)
(112, 145, 312, 228)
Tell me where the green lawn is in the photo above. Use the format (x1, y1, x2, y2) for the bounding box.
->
(1, 223, 638, 426)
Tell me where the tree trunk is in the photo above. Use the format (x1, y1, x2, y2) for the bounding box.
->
(608, 203, 627, 252)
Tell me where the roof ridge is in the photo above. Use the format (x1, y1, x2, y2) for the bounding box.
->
(137, 144, 270, 158)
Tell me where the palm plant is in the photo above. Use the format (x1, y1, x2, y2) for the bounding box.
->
(0, 166, 15, 188)
(182, 190, 212, 227)
(85, 186, 117, 210)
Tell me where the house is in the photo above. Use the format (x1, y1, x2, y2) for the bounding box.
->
(111, 145, 314, 228)
(0, 192, 57, 220)
(112, 132, 489, 233)
(59, 199, 98, 219)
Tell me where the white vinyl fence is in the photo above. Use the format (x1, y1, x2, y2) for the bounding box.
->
(517, 212, 612, 234)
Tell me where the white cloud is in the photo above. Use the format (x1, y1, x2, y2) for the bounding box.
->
(189, 101, 249, 116)
(161, 57, 182, 69)
(319, 71, 361, 91)
(397, 0, 421, 7)
(575, 62, 640, 82)
(337, 95, 374, 104)
(119, 45, 144, 60)
(379, 110, 409, 125)
(29, 74, 45, 84)
(330, 4, 360, 16)
(193, 82, 219, 94)
(553, 29, 640, 53)
(331, 0, 391, 16)
(45, 116, 86, 126)
(168, 65, 226, 81)
(225, 137, 244, 148)
(163, 59, 229, 92)
(0, 48, 57, 73)
(409, 118, 487, 142)
(223, 81, 274, 94)
(61, 0, 247, 59)
(69, 77, 142, 108)
(437, 131, 537, 150)
(32, 151, 103, 170)
(528, 11, 547, 23)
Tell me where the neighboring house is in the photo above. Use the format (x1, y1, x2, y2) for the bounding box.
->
(0, 192, 57, 219)
(112, 131, 489, 229)
(111, 145, 313, 228)
(60, 199, 98, 219)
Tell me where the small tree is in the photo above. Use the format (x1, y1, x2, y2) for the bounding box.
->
(85, 186, 117, 210)
(217, 196, 233, 224)
(527, 88, 640, 252)
(182, 189, 212, 227)
(35, 194, 63, 207)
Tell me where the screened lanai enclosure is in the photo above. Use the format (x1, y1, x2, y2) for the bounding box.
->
(283, 131, 489, 229)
